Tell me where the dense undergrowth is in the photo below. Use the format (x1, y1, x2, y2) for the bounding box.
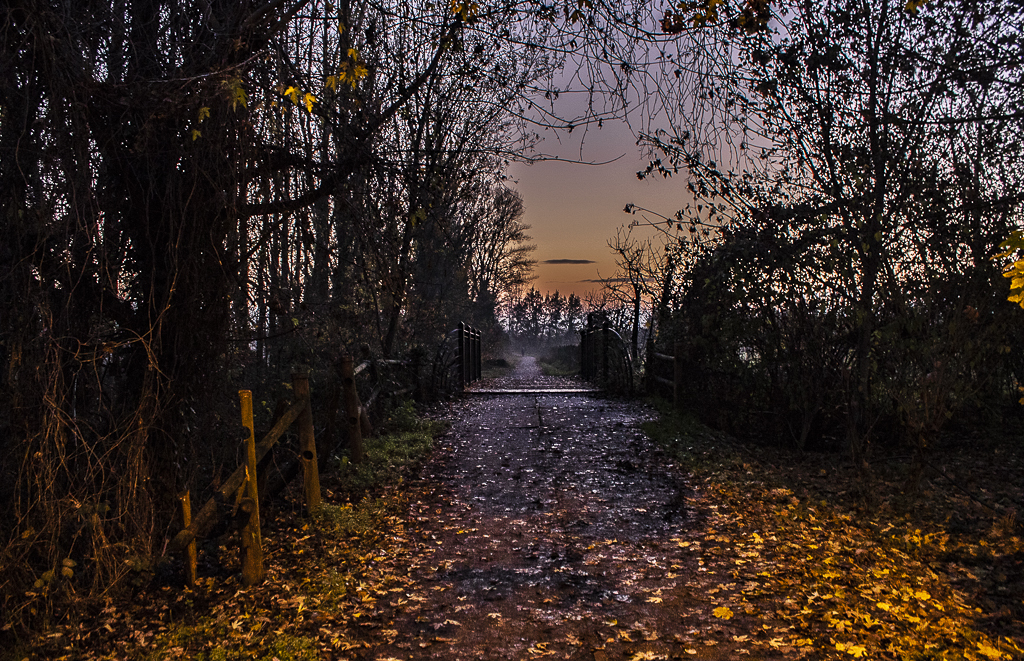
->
(3, 401, 446, 661)
(644, 399, 1024, 661)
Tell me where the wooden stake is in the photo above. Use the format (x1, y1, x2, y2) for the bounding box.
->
(238, 390, 264, 586)
(177, 490, 197, 587)
(339, 355, 366, 464)
(164, 398, 306, 557)
(291, 372, 322, 512)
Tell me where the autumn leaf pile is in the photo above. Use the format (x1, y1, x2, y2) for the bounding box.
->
(647, 410, 1024, 660)
(9, 398, 1023, 661)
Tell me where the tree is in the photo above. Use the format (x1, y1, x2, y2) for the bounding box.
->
(641, 0, 1024, 458)
(605, 227, 661, 361)
(0, 0, 560, 625)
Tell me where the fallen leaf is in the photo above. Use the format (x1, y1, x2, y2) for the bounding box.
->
(976, 642, 1005, 660)
(712, 606, 734, 620)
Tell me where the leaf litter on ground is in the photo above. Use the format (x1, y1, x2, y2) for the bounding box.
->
(11, 391, 1024, 661)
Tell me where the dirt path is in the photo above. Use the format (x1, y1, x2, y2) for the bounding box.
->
(366, 358, 776, 660)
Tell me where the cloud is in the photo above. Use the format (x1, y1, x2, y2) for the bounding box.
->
(542, 258, 596, 264)
(580, 277, 656, 283)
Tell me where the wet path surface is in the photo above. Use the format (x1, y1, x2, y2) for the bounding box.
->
(373, 358, 760, 660)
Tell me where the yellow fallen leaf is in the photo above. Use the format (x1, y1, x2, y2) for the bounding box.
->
(876, 602, 891, 611)
(629, 652, 667, 661)
(976, 642, 1005, 660)
(712, 606, 734, 620)
(914, 590, 931, 601)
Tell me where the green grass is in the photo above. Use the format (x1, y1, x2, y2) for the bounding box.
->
(328, 400, 446, 495)
(537, 345, 580, 377)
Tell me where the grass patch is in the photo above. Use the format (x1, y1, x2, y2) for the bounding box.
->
(537, 344, 579, 376)
(482, 356, 516, 379)
(142, 622, 317, 661)
(327, 400, 446, 497)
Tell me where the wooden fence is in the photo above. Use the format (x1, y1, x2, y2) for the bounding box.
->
(579, 320, 634, 394)
(166, 328, 486, 587)
(648, 341, 685, 408)
(433, 322, 482, 392)
(165, 357, 378, 587)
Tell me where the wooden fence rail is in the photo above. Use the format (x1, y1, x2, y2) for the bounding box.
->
(579, 320, 634, 394)
(163, 336, 479, 587)
(458, 322, 482, 389)
(165, 330, 491, 586)
(648, 341, 685, 408)
(164, 357, 378, 586)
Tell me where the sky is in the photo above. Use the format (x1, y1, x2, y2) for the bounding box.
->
(507, 118, 686, 298)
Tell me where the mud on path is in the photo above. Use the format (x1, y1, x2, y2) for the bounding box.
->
(367, 358, 780, 660)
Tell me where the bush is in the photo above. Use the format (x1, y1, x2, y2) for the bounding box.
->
(538, 345, 580, 376)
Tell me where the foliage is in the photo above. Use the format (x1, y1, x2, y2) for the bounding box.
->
(537, 344, 581, 376)
(639, 0, 1024, 459)
(996, 231, 1024, 312)
(0, 0, 548, 630)
(502, 288, 586, 350)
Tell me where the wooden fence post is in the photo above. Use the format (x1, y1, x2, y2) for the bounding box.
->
(602, 322, 610, 384)
(177, 491, 197, 587)
(238, 390, 264, 585)
(586, 329, 593, 380)
(291, 372, 321, 513)
(340, 355, 366, 464)
(673, 341, 684, 409)
(411, 349, 422, 401)
(579, 331, 585, 380)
